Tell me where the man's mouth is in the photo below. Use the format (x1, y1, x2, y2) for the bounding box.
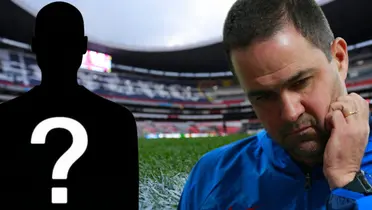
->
(287, 126, 312, 136)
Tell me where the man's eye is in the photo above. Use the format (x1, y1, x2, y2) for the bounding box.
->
(255, 93, 272, 101)
(292, 77, 311, 89)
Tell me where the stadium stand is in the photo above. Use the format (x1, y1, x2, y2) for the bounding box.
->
(1, 39, 372, 139)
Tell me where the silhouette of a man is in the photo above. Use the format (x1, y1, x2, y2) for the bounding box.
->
(0, 2, 138, 209)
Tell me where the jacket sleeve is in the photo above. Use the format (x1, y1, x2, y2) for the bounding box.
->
(327, 188, 372, 210)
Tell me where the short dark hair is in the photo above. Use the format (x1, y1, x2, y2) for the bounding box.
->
(223, 0, 334, 62)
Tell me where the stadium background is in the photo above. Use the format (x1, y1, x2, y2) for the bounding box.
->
(1, 0, 372, 209)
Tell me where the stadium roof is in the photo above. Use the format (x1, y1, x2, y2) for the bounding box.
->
(1, 0, 372, 74)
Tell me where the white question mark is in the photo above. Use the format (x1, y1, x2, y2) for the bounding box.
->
(31, 117, 88, 204)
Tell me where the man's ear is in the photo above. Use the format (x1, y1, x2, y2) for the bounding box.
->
(330, 37, 349, 81)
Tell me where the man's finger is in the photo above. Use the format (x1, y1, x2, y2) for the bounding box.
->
(329, 101, 358, 123)
(327, 110, 347, 130)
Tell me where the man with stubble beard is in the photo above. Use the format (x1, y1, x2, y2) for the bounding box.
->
(178, 0, 372, 209)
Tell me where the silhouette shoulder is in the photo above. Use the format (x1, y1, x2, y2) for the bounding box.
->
(0, 92, 29, 113)
(83, 87, 135, 119)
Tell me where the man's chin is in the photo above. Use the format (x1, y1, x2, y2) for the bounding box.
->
(291, 141, 325, 165)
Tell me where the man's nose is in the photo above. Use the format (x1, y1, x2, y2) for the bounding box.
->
(280, 92, 304, 122)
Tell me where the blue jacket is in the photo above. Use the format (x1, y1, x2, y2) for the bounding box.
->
(178, 128, 372, 210)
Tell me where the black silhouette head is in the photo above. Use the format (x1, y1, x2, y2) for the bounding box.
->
(32, 1, 88, 88)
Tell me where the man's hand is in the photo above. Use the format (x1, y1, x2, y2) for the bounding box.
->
(324, 93, 370, 190)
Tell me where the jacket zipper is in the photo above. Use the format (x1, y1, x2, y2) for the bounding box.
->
(304, 172, 312, 210)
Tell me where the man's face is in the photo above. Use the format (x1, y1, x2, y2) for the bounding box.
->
(230, 25, 349, 164)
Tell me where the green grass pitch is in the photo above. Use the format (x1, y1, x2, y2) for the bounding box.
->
(139, 134, 251, 209)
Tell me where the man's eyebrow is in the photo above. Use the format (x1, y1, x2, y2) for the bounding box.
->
(246, 68, 316, 98)
(283, 68, 315, 86)
(247, 90, 271, 98)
